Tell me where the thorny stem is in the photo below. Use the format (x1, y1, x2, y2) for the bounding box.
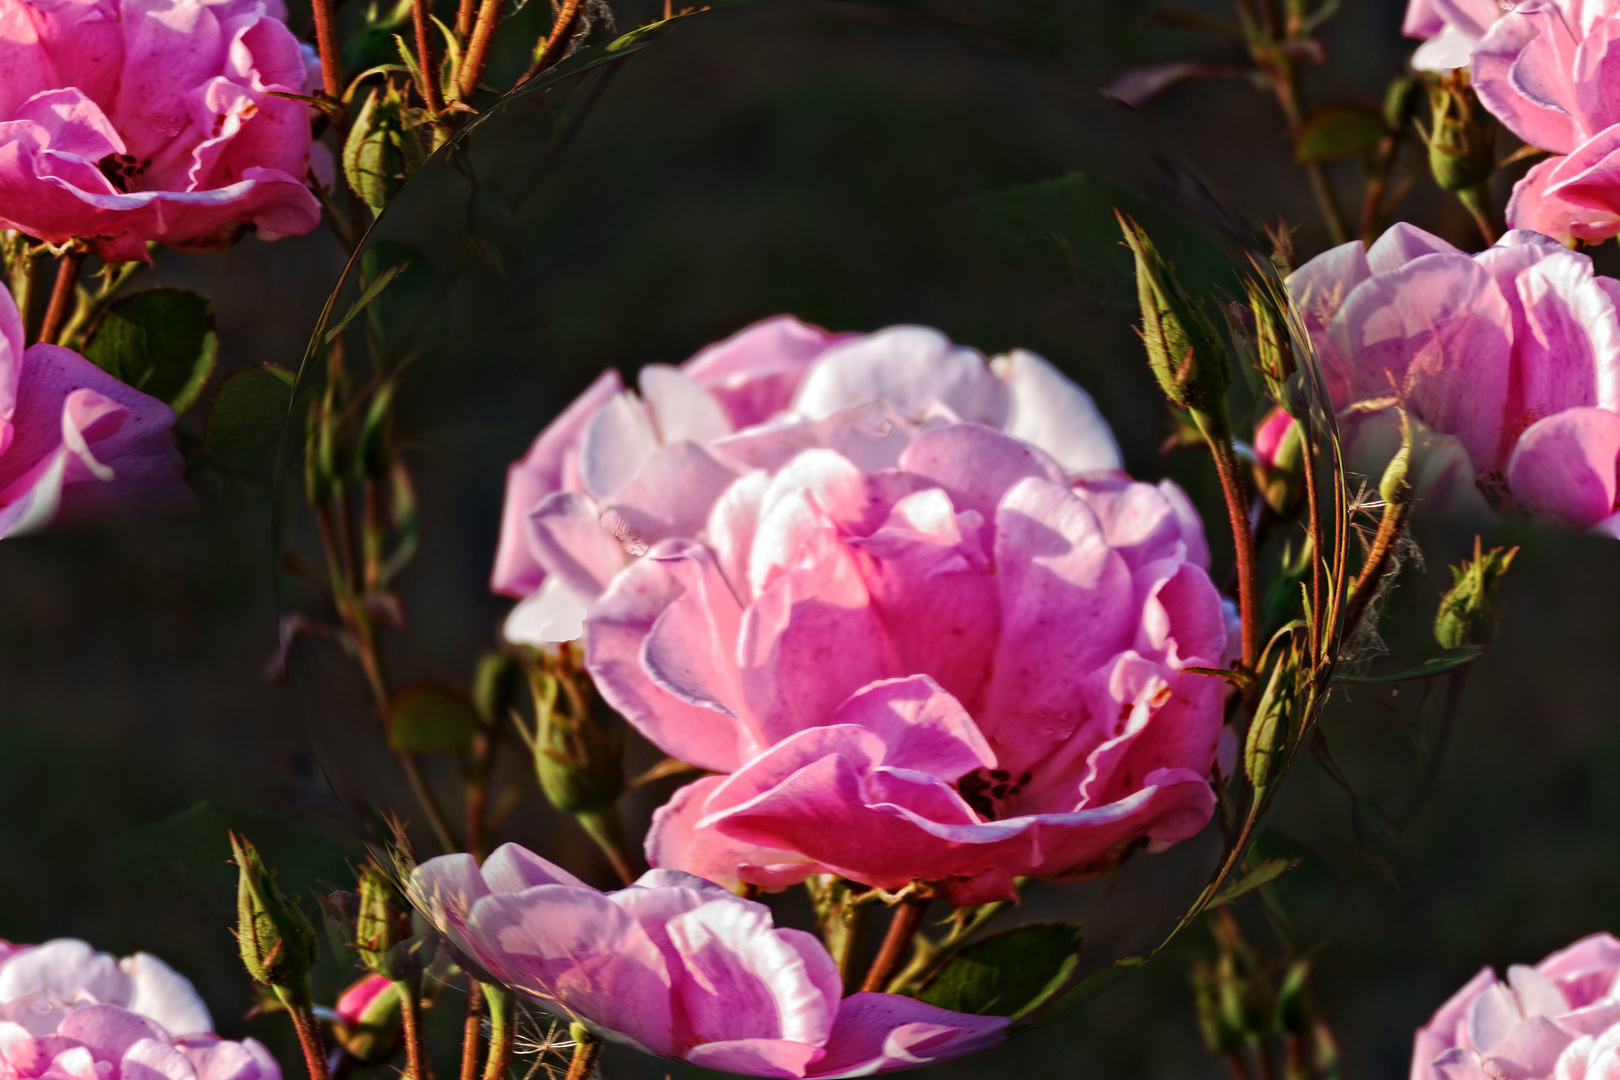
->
(277, 987, 333, 1080)
(861, 900, 928, 994)
(1302, 425, 1327, 661)
(563, 1025, 601, 1080)
(412, 0, 444, 119)
(459, 0, 505, 100)
(1209, 436, 1261, 676)
(455, 0, 474, 40)
(459, 978, 485, 1080)
(481, 983, 515, 1080)
(310, 0, 343, 100)
(38, 250, 84, 347)
(396, 978, 427, 1080)
(520, 0, 585, 84)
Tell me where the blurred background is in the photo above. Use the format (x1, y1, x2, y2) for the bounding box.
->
(6, 2, 1618, 1079)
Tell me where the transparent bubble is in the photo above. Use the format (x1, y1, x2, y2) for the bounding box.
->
(274, 3, 1345, 1072)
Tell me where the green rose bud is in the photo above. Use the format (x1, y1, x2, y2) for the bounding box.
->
(1117, 211, 1232, 421)
(1434, 538, 1519, 650)
(355, 861, 419, 981)
(232, 831, 320, 990)
(343, 82, 427, 217)
(1422, 70, 1497, 193)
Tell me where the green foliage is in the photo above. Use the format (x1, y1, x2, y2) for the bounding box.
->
(1293, 104, 1387, 164)
(1333, 645, 1484, 684)
(917, 923, 1083, 1020)
(1244, 639, 1305, 792)
(1210, 857, 1303, 908)
(201, 363, 296, 478)
(1118, 213, 1232, 421)
(83, 288, 218, 415)
(1040, 955, 1145, 1021)
(343, 83, 426, 215)
(387, 684, 481, 754)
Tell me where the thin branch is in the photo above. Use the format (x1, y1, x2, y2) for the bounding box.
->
(519, 0, 584, 85)
(412, 0, 444, 114)
(460, 0, 509, 99)
(38, 250, 85, 347)
(861, 900, 928, 994)
(1210, 439, 1261, 675)
(311, 0, 343, 100)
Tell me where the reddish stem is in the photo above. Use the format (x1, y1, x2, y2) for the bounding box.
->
(286, 1000, 333, 1080)
(412, 0, 443, 114)
(37, 251, 83, 347)
(1210, 440, 1260, 675)
(310, 0, 342, 100)
(860, 900, 927, 994)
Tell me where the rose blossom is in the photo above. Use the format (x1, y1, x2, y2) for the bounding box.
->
(0, 284, 187, 536)
(493, 316, 1120, 646)
(1472, 0, 1620, 244)
(1410, 932, 1620, 1080)
(0, 0, 321, 261)
(1289, 222, 1620, 530)
(575, 345, 1225, 903)
(1403, 0, 1507, 70)
(409, 844, 1009, 1078)
(0, 937, 280, 1080)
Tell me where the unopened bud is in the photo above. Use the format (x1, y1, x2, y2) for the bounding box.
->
(1434, 537, 1518, 650)
(232, 832, 320, 990)
(1253, 407, 1304, 518)
(1422, 70, 1496, 192)
(1379, 408, 1415, 509)
(355, 861, 419, 981)
(1244, 276, 1297, 398)
(330, 975, 403, 1065)
(342, 83, 426, 216)
(1244, 640, 1305, 793)
(531, 667, 624, 815)
(1117, 211, 1232, 419)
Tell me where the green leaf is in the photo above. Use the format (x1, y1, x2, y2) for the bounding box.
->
(1210, 857, 1303, 907)
(1333, 645, 1484, 684)
(917, 923, 1083, 1021)
(388, 684, 480, 754)
(324, 260, 410, 345)
(1294, 104, 1387, 163)
(83, 288, 218, 415)
(1039, 955, 1146, 1021)
(201, 363, 295, 477)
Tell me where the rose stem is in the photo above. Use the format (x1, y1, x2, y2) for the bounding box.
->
(310, 0, 342, 100)
(459, 0, 508, 100)
(563, 1024, 602, 1080)
(1208, 437, 1260, 675)
(518, 0, 583, 85)
(860, 899, 928, 994)
(396, 977, 427, 1080)
(455, 0, 474, 39)
(282, 990, 334, 1080)
(412, 0, 443, 114)
(38, 251, 84, 347)
(459, 974, 486, 1080)
(481, 984, 515, 1080)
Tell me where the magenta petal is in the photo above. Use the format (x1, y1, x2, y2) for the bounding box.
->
(684, 1038, 824, 1078)
(896, 424, 1065, 528)
(480, 843, 587, 892)
(1474, 4, 1584, 154)
(681, 315, 850, 429)
(1506, 407, 1620, 527)
(806, 993, 1009, 1078)
(56, 1005, 168, 1061)
(122, 1038, 200, 1080)
(645, 775, 813, 892)
(640, 543, 749, 725)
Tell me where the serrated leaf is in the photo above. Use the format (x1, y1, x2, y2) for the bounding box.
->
(201, 363, 295, 477)
(1333, 645, 1484, 684)
(1210, 857, 1303, 907)
(1039, 955, 1146, 1021)
(388, 685, 480, 754)
(1294, 104, 1387, 163)
(83, 288, 219, 415)
(917, 923, 1082, 1020)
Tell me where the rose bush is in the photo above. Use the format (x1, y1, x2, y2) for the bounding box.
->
(493, 316, 1120, 645)
(0, 284, 186, 536)
(1471, 0, 1620, 243)
(409, 844, 1009, 1078)
(0, 0, 321, 260)
(1289, 223, 1620, 530)
(1411, 932, 1620, 1080)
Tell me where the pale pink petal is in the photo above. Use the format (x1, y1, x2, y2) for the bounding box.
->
(1366, 221, 1463, 274)
(603, 441, 741, 552)
(56, 1005, 168, 1060)
(896, 424, 1066, 529)
(645, 776, 814, 893)
(1475, 4, 1585, 154)
(577, 392, 658, 501)
(681, 315, 852, 429)
(522, 492, 623, 597)
(793, 326, 1009, 428)
(492, 369, 621, 598)
(119, 956, 210, 1037)
(637, 365, 732, 445)
(0, 941, 128, 1013)
(640, 543, 750, 728)
(990, 349, 1121, 473)
(502, 576, 592, 646)
(121, 1038, 200, 1080)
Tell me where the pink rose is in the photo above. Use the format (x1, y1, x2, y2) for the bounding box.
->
(1403, 0, 1507, 69)
(332, 975, 393, 1029)
(0, 284, 187, 535)
(1252, 406, 1297, 472)
(409, 844, 1009, 1078)
(1473, 1, 1620, 243)
(0, 0, 320, 261)
(493, 318, 1121, 646)
(1289, 223, 1620, 529)
(583, 389, 1223, 901)
(1411, 933, 1620, 1080)
(0, 938, 213, 1037)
